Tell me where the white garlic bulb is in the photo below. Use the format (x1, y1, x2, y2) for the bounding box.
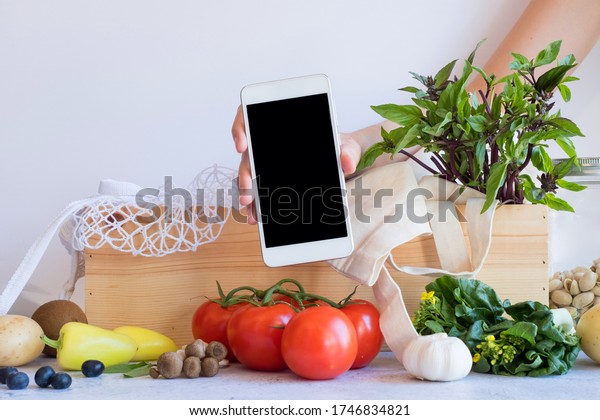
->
(401, 333, 472, 382)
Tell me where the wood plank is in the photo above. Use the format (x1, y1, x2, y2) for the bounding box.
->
(85, 204, 548, 346)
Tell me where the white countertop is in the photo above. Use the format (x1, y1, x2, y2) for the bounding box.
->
(2, 351, 599, 401)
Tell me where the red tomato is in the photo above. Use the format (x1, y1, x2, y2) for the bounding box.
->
(340, 300, 384, 369)
(227, 304, 295, 371)
(281, 306, 357, 380)
(191, 300, 246, 362)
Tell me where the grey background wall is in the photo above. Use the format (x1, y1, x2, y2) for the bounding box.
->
(2, 0, 598, 315)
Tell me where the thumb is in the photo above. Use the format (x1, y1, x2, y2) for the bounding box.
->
(339, 135, 362, 176)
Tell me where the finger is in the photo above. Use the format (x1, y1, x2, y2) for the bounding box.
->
(238, 152, 254, 207)
(340, 136, 362, 176)
(232, 105, 248, 154)
(246, 202, 258, 225)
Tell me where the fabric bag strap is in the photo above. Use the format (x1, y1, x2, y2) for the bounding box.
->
(328, 161, 497, 360)
(0, 199, 90, 314)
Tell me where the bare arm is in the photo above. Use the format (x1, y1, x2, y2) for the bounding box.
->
(470, 0, 600, 93)
(342, 0, 600, 172)
(232, 0, 600, 221)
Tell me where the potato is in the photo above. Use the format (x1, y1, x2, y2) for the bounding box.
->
(576, 305, 600, 364)
(0, 315, 45, 366)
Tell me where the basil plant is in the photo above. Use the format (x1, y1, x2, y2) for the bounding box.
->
(358, 40, 586, 212)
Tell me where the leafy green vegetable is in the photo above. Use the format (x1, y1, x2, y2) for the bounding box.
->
(413, 276, 580, 377)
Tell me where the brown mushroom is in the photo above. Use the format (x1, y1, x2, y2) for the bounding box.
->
(157, 352, 183, 379)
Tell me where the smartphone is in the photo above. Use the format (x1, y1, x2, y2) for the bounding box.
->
(240, 74, 354, 267)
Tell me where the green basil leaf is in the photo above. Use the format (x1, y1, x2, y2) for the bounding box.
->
(548, 117, 584, 137)
(534, 128, 571, 141)
(535, 64, 576, 92)
(522, 174, 545, 203)
(544, 193, 575, 212)
(466, 115, 487, 133)
(409, 71, 427, 85)
(553, 139, 576, 160)
(482, 161, 508, 213)
(473, 141, 486, 173)
(531, 146, 554, 173)
(467, 38, 486, 64)
(491, 94, 502, 119)
(433, 112, 453, 136)
(533, 40, 562, 67)
(561, 75, 579, 83)
(393, 124, 420, 155)
(553, 155, 576, 178)
(437, 81, 459, 111)
(509, 52, 531, 70)
(559, 53, 576, 66)
(557, 179, 587, 192)
(434, 60, 457, 88)
(370, 104, 422, 126)
(472, 66, 492, 88)
(557, 84, 571, 102)
(519, 173, 535, 189)
(388, 125, 408, 143)
(531, 188, 546, 202)
(411, 98, 436, 112)
(356, 142, 385, 171)
(399, 86, 419, 93)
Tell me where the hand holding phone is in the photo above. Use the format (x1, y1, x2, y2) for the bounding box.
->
(239, 74, 354, 267)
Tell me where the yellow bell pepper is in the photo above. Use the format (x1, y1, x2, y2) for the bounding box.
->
(113, 326, 178, 361)
(41, 322, 137, 370)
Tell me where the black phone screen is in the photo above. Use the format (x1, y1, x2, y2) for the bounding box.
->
(246, 93, 348, 248)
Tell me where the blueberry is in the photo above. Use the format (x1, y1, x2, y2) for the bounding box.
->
(81, 360, 105, 378)
(50, 372, 72, 390)
(34, 366, 56, 388)
(6, 371, 29, 390)
(0, 367, 18, 384)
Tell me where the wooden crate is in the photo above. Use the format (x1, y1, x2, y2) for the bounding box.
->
(85, 205, 549, 346)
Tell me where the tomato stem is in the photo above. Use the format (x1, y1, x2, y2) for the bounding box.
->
(273, 278, 305, 294)
(260, 284, 282, 306)
(224, 285, 259, 302)
(297, 292, 341, 309)
(210, 277, 361, 310)
(264, 287, 305, 309)
(215, 281, 227, 300)
(338, 285, 360, 307)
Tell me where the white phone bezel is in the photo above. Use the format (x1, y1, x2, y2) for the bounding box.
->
(240, 74, 353, 267)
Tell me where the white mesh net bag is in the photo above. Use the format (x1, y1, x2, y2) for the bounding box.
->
(0, 165, 237, 314)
